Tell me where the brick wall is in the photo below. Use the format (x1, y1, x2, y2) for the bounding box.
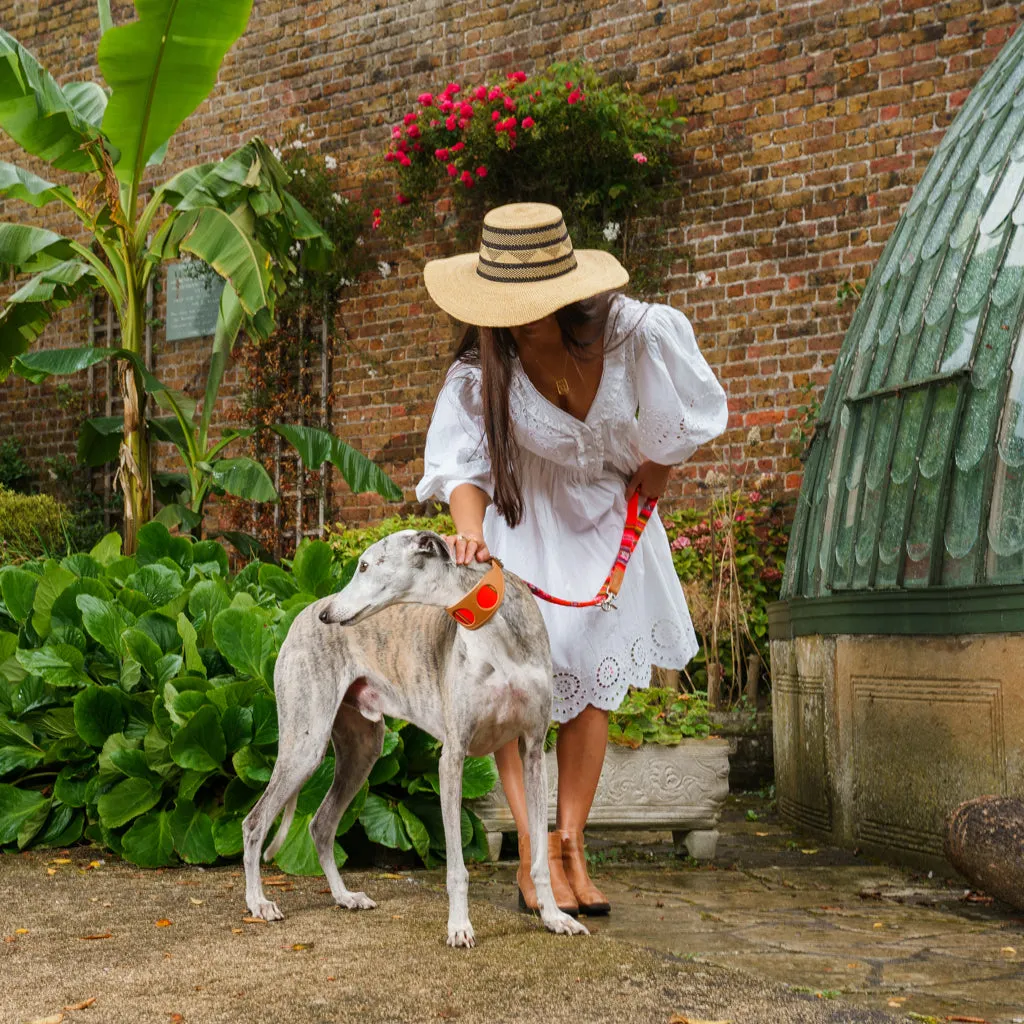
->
(1, 0, 1020, 531)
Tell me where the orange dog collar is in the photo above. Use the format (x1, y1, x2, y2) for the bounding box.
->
(446, 559, 505, 630)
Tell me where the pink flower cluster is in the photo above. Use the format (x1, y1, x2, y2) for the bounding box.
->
(384, 69, 540, 197)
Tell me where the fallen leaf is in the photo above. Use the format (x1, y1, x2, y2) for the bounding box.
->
(800, 848, 819, 855)
(25, 1015, 63, 1024)
(888, 998, 907, 1006)
(263, 880, 293, 888)
(872, 922, 884, 929)
(282, 942, 314, 951)
(79, 933, 112, 941)
(189, 898, 204, 906)
(755, 831, 769, 837)
(946, 1018, 988, 1023)
(4, 936, 16, 943)
(326, 976, 336, 982)
(378, 872, 405, 879)
(391, 914, 402, 920)
(47, 868, 58, 876)
(231, 929, 243, 935)
(1001, 946, 1016, 956)
(169, 1015, 184, 1024)
(50, 858, 72, 865)
(86, 860, 103, 870)
(262, 874, 286, 882)
(155, 919, 172, 928)
(847, 962, 860, 969)
(241, 917, 267, 924)
(63, 998, 97, 1011)
(15, 928, 29, 935)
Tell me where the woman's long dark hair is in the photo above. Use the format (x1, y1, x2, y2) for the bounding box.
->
(452, 290, 624, 528)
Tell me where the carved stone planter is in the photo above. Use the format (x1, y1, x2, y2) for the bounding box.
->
(469, 739, 730, 861)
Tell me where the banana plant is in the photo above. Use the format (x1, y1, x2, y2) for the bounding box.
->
(0, 4, 399, 552)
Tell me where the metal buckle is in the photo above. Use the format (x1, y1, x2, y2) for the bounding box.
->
(599, 595, 617, 612)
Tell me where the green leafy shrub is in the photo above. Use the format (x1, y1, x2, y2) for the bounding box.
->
(326, 513, 455, 563)
(379, 61, 684, 295)
(608, 687, 710, 748)
(0, 526, 494, 869)
(0, 488, 69, 561)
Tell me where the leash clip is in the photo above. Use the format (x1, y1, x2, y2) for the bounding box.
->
(599, 595, 618, 612)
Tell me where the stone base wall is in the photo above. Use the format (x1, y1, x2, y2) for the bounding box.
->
(771, 633, 1024, 870)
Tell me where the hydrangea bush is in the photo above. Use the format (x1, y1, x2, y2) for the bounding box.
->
(378, 61, 685, 294)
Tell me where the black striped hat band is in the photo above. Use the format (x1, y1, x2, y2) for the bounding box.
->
(475, 216, 579, 283)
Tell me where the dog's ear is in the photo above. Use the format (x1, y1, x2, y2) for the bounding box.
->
(412, 531, 452, 562)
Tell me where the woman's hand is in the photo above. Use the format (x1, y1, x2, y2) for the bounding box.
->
(445, 533, 492, 565)
(626, 460, 672, 502)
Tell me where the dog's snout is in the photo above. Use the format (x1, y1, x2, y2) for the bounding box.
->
(319, 608, 331, 624)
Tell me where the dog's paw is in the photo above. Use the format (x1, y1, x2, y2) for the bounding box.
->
(336, 890, 376, 911)
(446, 923, 476, 949)
(542, 910, 589, 937)
(247, 898, 284, 921)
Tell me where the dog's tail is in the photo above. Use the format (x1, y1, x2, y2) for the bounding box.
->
(262, 793, 298, 863)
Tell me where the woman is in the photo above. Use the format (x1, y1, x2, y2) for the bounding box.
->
(416, 202, 728, 916)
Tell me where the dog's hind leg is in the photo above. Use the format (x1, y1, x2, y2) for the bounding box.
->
(310, 701, 384, 910)
(520, 731, 589, 937)
(242, 707, 333, 921)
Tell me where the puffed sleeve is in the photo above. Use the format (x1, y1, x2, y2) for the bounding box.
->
(415, 363, 493, 504)
(636, 303, 728, 465)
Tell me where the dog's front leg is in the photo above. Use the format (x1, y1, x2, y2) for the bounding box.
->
(438, 744, 474, 948)
(521, 733, 588, 937)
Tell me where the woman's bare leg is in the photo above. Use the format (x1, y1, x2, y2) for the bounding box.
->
(555, 704, 609, 831)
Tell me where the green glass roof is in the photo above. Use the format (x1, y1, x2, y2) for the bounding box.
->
(782, 29, 1024, 601)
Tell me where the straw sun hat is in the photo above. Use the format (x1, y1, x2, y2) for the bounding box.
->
(423, 202, 629, 328)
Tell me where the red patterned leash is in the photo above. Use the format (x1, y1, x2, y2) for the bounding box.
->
(523, 493, 658, 612)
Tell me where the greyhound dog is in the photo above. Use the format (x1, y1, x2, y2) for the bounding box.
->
(241, 530, 588, 948)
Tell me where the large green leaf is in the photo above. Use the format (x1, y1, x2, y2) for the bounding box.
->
(78, 416, 124, 468)
(78, 594, 132, 656)
(461, 756, 499, 800)
(96, 775, 161, 828)
(0, 259, 98, 379)
(212, 607, 275, 682)
(64, 80, 108, 126)
(15, 344, 116, 380)
(211, 456, 277, 503)
(169, 798, 217, 864)
(272, 810, 346, 876)
(0, 567, 38, 622)
(98, 0, 253, 187)
(359, 793, 411, 851)
(0, 783, 48, 845)
(0, 30, 108, 173)
(271, 423, 402, 501)
(231, 743, 271, 787)
(0, 161, 74, 207)
(0, 223, 76, 271)
(73, 685, 126, 747)
(291, 540, 334, 597)
(31, 561, 76, 638)
(200, 282, 243, 446)
(123, 565, 183, 609)
(169, 704, 226, 772)
(121, 808, 175, 867)
(398, 801, 431, 862)
(15, 644, 90, 689)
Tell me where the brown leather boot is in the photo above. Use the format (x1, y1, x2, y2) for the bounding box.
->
(517, 832, 579, 916)
(560, 829, 610, 915)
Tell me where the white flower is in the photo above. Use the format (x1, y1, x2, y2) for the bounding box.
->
(306, 129, 314, 139)
(331, 192, 348, 206)
(602, 221, 621, 242)
(378, 260, 392, 278)
(696, 271, 713, 287)
(355, 236, 365, 247)
(290, 138, 306, 150)
(297, 168, 306, 177)
(324, 154, 338, 171)
(704, 469, 728, 489)
(271, 146, 282, 160)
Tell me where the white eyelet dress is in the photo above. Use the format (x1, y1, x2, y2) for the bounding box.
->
(415, 296, 729, 723)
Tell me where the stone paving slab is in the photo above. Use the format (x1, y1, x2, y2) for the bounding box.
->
(465, 794, 1024, 1023)
(1, 847, 897, 1024)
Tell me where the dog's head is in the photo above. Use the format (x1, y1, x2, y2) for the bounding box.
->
(318, 530, 453, 626)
